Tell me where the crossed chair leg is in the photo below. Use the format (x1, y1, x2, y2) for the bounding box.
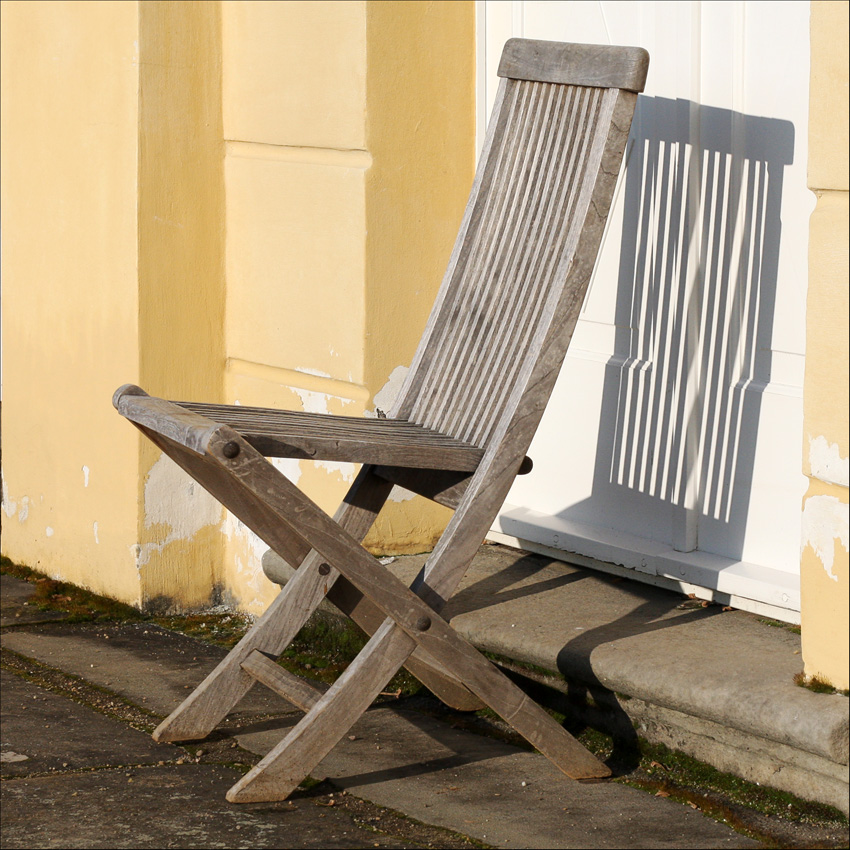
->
(127, 401, 610, 803)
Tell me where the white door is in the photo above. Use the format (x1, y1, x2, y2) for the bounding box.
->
(482, 1, 813, 622)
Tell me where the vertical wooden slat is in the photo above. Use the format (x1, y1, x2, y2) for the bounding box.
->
(404, 82, 618, 452)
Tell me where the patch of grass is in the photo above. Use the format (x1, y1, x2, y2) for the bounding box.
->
(149, 607, 421, 698)
(528, 709, 849, 844)
(481, 649, 554, 680)
(2, 555, 144, 623)
(794, 671, 849, 697)
(2, 555, 419, 697)
(275, 616, 422, 698)
(475, 639, 848, 836)
(151, 611, 252, 649)
(632, 739, 846, 823)
(443, 672, 847, 844)
(546, 699, 848, 829)
(757, 615, 802, 635)
(298, 775, 324, 791)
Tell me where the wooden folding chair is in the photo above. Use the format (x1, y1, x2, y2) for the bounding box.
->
(114, 39, 648, 803)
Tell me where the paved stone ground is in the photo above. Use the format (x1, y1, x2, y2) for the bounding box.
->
(0, 575, 765, 850)
(1, 635, 756, 850)
(2, 572, 846, 849)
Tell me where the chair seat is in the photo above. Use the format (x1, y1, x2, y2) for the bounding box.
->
(174, 402, 484, 471)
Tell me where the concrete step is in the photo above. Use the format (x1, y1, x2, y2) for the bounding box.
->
(264, 542, 850, 815)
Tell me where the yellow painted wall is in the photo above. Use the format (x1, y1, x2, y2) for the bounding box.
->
(361, 1, 475, 555)
(5, 0, 847, 688)
(220, 0, 475, 614)
(1, 1, 142, 602)
(220, 0, 369, 612)
(135, 1, 227, 611)
(1, 0, 474, 615)
(1, 1, 226, 611)
(801, 0, 849, 689)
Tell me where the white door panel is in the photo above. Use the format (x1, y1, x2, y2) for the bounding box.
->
(481, 1, 812, 619)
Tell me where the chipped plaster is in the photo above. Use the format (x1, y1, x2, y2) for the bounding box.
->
(314, 459, 357, 484)
(223, 512, 273, 614)
(270, 456, 303, 486)
(293, 387, 331, 416)
(808, 435, 849, 488)
(138, 453, 222, 567)
(2, 474, 16, 519)
(389, 485, 416, 502)
(296, 366, 332, 379)
(801, 494, 850, 581)
(369, 365, 408, 417)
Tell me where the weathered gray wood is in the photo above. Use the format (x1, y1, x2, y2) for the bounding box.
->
(372, 466, 472, 509)
(228, 618, 407, 803)
(318, 560, 484, 712)
(230, 608, 608, 803)
(147, 440, 389, 742)
(137, 422, 479, 742)
(125, 397, 485, 472)
(114, 39, 647, 805)
(139, 424, 314, 574)
(114, 385, 220, 455)
(406, 81, 618, 447)
(498, 38, 649, 92)
(372, 457, 528, 511)
(408, 89, 639, 614)
(200, 428, 609, 801)
(229, 84, 640, 801)
(241, 649, 326, 712)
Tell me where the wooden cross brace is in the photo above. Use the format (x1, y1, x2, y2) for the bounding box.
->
(122, 393, 610, 803)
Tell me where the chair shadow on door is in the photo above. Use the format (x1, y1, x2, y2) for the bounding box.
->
(585, 95, 795, 563)
(535, 97, 794, 769)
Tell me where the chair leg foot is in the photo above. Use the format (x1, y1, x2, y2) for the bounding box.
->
(226, 619, 413, 803)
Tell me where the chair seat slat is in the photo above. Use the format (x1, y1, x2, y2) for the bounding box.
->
(173, 401, 484, 471)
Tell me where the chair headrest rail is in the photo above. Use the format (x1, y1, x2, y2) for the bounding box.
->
(498, 38, 649, 92)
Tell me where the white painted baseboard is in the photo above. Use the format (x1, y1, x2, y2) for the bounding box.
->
(491, 503, 800, 624)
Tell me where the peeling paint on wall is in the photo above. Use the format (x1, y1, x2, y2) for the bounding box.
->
(314, 459, 357, 484)
(82, 465, 90, 487)
(287, 387, 359, 486)
(93, 521, 99, 544)
(290, 385, 360, 420)
(801, 494, 850, 580)
(223, 511, 273, 613)
(270, 456, 303, 486)
(138, 453, 222, 566)
(296, 367, 332, 379)
(389, 484, 416, 502)
(369, 365, 408, 417)
(46, 527, 54, 538)
(2, 474, 16, 519)
(18, 496, 29, 523)
(293, 387, 331, 415)
(809, 435, 849, 488)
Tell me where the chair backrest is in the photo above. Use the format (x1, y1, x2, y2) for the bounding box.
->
(394, 40, 648, 459)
